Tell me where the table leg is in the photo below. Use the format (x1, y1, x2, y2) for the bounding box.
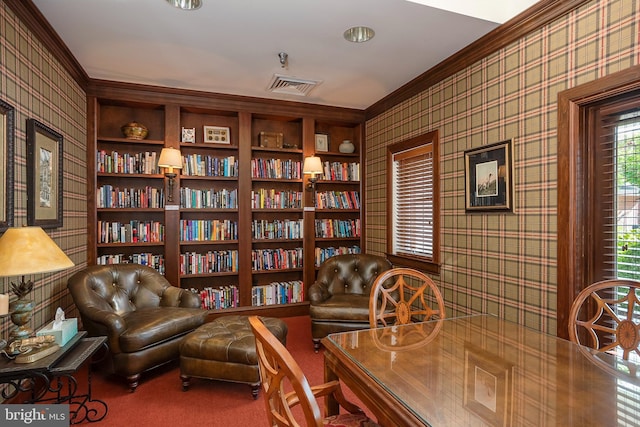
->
(324, 354, 340, 416)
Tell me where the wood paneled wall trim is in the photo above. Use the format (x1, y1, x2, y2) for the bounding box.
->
(86, 80, 366, 123)
(5, 0, 89, 88)
(557, 64, 640, 339)
(365, 0, 591, 119)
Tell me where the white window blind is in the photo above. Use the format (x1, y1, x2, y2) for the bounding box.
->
(392, 144, 434, 259)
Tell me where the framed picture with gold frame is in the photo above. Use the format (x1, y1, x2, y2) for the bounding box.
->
(203, 126, 230, 144)
(27, 119, 63, 229)
(463, 343, 514, 427)
(0, 99, 14, 231)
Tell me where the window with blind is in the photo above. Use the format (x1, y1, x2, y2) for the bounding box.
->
(591, 103, 640, 280)
(386, 131, 440, 273)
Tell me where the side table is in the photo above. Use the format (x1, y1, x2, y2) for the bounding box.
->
(0, 331, 108, 424)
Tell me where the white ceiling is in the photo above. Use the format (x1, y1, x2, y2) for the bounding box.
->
(31, 0, 539, 110)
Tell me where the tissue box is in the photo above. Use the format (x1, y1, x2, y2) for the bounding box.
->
(37, 318, 78, 346)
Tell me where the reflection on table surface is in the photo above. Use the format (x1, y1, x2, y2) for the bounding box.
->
(326, 315, 640, 426)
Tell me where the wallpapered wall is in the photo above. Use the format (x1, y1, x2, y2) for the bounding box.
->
(0, 3, 87, 337)
(365, 0, 639, 334)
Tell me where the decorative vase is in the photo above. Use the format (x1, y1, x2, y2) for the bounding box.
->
(9, 298, 35, 342)
(339, 140, 355, 153)
(121, 121, 149, 140)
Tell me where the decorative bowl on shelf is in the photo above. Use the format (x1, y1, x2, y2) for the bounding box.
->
(339, 140, 355, 153)
(121, 121, 149, 140)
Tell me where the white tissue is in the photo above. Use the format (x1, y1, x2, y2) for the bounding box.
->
(53, 307, 65, 329)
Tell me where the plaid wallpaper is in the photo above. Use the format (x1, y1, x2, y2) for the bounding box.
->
(366, 0, 639, 334)
(0, 3, 87, 338)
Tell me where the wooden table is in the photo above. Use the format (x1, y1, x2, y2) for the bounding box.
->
(322, 315, 640, 427)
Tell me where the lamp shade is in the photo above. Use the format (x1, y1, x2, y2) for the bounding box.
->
(303, 156, 323, 176)
(158, 148, 183, 173)
(0, 226, 74, 277)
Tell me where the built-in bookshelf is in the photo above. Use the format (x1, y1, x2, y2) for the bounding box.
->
(312, 122, 363, 269)
(87, 87, 365, 318)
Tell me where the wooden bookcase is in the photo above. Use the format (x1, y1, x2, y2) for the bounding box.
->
(87, 83, 365, 317)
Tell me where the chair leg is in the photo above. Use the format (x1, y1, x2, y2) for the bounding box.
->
(313, 339, 321, 353)
(127, 374, 140, 392)
(250, 384, 260, 399)
(181, 375, 191, 391)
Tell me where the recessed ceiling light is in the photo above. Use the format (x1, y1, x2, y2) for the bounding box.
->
(343, 26, 375, 43)
(166, 0, 202, 10)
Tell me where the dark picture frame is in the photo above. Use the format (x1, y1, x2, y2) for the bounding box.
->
(0, 99, 15, 231)
(464, 140, 513, 212)
(464, 343, 514, 426)
(27, 119, 63, 228)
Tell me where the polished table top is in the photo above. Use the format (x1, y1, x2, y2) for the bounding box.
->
(324, 315, 640, 426)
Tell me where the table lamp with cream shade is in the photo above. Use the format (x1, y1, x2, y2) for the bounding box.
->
(0, 226, 74, 347)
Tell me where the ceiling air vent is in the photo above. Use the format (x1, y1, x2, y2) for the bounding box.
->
(267, 74, 321, 96)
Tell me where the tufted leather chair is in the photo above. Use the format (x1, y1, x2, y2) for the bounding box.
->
(67, 264, 207, 392)
(308, 254, 392, 352)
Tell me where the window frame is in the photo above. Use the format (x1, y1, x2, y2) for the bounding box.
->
(557, 65, 640, 339)
(386, 130, 440, 274)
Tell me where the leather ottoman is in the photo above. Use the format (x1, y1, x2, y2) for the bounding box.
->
(179, 315, 288, 398)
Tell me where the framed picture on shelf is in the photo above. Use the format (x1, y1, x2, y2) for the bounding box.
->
(203, 126, 230, 144)
(27, 118, 63, 228)
(464, 139, 513, 212)
(315, 133, 329, 152)
(464, 343, 514, 427)
(181, 127, 196, 143)
(0, 98, 14, 231)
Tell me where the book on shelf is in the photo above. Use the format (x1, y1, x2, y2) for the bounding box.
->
(314, 246, 361, 266)
(252, 219, 303, 240)
(251, 280, 304, 307)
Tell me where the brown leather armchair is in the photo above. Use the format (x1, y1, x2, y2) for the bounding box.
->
(67, 264, 207, 392)
(308, 253, 392, 352)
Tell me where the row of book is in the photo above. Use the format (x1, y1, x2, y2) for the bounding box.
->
(251, 189, 304, 209)
(252, 280, 304, 307)
(180, 187, 238, 209)
(315, 191, 361, 210)
(314, 246, 361, 266)
(251, 158, 302, 179)
(97, 185, 164, 209)
(97, 220, 165, 244)
(179, 250, 239, 275)
(190, 285, 239, 310)
(180, 219, 238, 241)
(251, 248, 303, 271)
(322, 161, 360, 182)
(96, 254, 166, 274)
(181, 154, 238, 177)
(96, 150, 159, 174)
(252, 219, 303, 240)
(315, 219, 361, 238)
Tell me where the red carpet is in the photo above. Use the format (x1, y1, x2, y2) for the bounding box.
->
(84, 316, 364, 426)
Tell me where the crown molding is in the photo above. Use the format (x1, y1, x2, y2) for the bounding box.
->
(365, 0, 591, 119)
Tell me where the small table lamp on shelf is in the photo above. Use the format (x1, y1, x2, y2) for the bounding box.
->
(0, 226, 74, 348)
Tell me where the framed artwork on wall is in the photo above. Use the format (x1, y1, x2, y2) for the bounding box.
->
(464, 139, 513, 212)
(27, 119, 63, 228)
(0, 99, 15, 231)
